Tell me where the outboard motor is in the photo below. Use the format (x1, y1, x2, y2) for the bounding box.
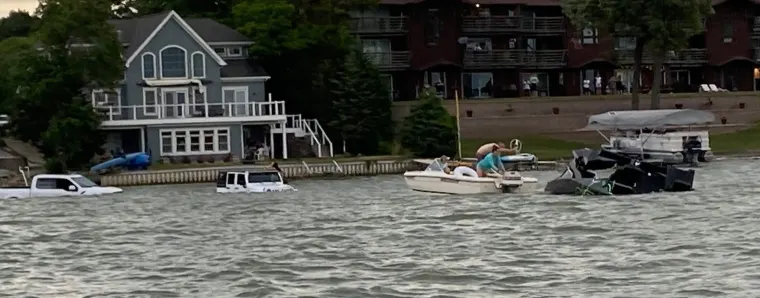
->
(682, 137, 702, 165)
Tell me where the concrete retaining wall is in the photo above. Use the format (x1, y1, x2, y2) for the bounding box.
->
(100, 160, 421, 187)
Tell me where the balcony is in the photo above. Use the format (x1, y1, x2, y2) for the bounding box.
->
(350, 17, 407, 35)
(464, 50, 567, 69)
(95, 101, 287, 127)
(616, 49, 707, 66)
(754, 48, 760, 62)
(461, 16, 565, 35)
(365, 51, 410, 70)
(753, 17, 760, 37)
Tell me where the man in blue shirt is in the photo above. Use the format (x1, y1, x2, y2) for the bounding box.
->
(476, 145, 505, 177)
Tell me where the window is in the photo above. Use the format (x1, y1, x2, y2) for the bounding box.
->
(466, 38, 492, 51)
(228, 47, 242, 57)
(141, 53, 156, 79)
(614, 37, 636, 50)
(723, 23, 733, 43)
(248, 172, 281, 183)
(222, 86, 249, 116)
(159, 128, 231, 155)
(582, 28, 598, 44)
(236, 173, 246, 186)
(424, 71, 446, 98)
(214, 47, 226, 56)
(463, 72, 493, 99)
(362, 39, 391, 65)
(191, 52, 205, 78)
(143, 88, 157, 116)
(160, 46, 187, 78)
(35, 178, 75, 191)
(424, 9, 440, 45)
(92, 89, 121, 115)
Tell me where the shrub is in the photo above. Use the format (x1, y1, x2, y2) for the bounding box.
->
(398, 87, 457, 157)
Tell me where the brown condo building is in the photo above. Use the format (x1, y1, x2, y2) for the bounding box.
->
(351, 0, 760, 101)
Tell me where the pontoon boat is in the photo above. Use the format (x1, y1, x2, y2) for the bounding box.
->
(583, 109, 715, 165)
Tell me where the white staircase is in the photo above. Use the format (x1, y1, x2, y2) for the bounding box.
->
(273, 114, 334, 158)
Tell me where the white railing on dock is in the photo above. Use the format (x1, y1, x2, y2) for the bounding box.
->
(301, 160, 313, 175)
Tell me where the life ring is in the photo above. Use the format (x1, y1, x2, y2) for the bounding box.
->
(509, 139, 523, 152)
(453, 166, 478, 177)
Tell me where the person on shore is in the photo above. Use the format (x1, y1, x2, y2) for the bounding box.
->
(476, 145, 504, 177)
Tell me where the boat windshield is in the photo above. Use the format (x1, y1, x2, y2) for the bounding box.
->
(424, 158, 448, 172)
(248, 172, 282, 183)
(72, 176, 98, 188)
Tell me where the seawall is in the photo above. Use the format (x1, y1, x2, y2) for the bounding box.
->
(98, 159, 562, 187)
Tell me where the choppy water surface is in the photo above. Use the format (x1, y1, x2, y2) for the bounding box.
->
(2, 160, 760, 297)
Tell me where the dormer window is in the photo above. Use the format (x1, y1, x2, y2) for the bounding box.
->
(213, 47, 226, 57)
(228, 47, 242, 57)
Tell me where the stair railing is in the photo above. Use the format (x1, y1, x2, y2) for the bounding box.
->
(299, 118, 323, 157)
(307, 119, 334, 157)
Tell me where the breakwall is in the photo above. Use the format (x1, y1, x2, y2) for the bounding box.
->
(100, 160, 420, 187)
(98, 159, 563, 187)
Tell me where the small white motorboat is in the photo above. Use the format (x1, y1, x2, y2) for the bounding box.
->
(216, 169, 296, 193)
(403, 158, 538, 195)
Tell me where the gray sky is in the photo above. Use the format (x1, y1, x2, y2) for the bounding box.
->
(1, 0, 37, 17)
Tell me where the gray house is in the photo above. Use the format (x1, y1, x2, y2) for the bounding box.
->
(96, 11, 333, 162)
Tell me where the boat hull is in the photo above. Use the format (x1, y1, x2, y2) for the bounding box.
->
(403, 172, 538, 195)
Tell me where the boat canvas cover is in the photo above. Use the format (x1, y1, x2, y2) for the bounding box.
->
(580, 109, 715, 131)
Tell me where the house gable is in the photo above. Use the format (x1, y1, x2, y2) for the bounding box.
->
(123, 11, 227, 67)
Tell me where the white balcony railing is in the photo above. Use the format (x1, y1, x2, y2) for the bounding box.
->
(94, 101, 286, 121)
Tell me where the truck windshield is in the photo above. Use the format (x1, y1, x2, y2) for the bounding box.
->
(72, 177, 98, 188)
(248, 172, 281, 183)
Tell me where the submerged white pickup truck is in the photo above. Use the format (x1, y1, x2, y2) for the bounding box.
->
(0, 172, 123, 199)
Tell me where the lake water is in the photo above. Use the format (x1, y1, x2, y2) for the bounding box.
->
(1, 160, 760, 297)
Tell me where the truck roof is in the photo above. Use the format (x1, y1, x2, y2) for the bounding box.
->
(35, 174, 85, 178)
(220, 169, 280, 174)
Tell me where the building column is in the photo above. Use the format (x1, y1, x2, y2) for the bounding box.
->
(269, 124, 275, 158)
(281, 121, 288, 159)
(139, 127, 146, 153)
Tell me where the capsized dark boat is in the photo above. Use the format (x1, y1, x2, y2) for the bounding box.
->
(545, 148, 695, 195)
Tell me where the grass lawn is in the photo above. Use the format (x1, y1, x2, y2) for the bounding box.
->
(461, 136, 593, 161)
(710, 123, 760, 154)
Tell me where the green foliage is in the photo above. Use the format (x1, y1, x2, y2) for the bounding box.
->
(563, 0, 712, 108)
(330, 49, 393, 155)
(399, 88, 457, 158)
(7, 0, 121, 172)
(231, 0, 376, 135)
(0, 37, 35, 114)
(0, 10, 37, 41)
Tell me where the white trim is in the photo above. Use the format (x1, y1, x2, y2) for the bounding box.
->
(240, 124, 245, 159)
(191, 51, 206, 78)
(228, 46, 243, 57)
(142, 87, 158, 116)
(92, 89, 122, 115)
(159, 127, 231, 156)
(141, 52, 156, 79)
(220, 76, 271, 83)
(101, 115, 286, 127)
(123, 11, 228, 67)
(207, 41, 253, 46)
(159, 45, 188, 78)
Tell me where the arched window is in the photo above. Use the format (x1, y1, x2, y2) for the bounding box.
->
(141, 53, 156, 79)
(191, 52, 205, 78)
(160, 46, 187, 78)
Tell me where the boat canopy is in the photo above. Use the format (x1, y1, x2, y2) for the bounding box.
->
(424, 158, 448, 172)
(580, 109, 715, 131)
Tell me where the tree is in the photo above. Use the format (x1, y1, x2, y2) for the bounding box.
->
(0, 37, 35, 114)
(232, 0, 375, 141)
(0, 10, 37, 41)
(399, 88, 456, 158)
(7, 0, 122, 172)
(330, 48, 393, 155)
(117, 0, 237, 23)
(563, 0, 712, 109)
